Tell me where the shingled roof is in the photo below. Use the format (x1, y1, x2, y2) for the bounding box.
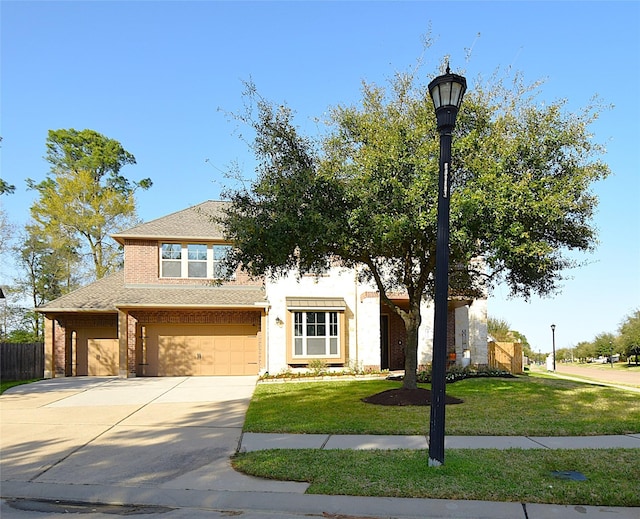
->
(37, 270, 266, 313)
(111, 200, 229, 243)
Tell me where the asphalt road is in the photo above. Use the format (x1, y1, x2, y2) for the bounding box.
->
(554, 363, 640, 387)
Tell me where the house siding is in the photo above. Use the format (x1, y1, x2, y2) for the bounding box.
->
(123, 239, 260, 287)
(39, 201, 489, 378)
(50, 314, 118, 376)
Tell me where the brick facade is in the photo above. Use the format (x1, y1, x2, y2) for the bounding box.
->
(123, 239, 260, 287)
(51, 314, 118, 376)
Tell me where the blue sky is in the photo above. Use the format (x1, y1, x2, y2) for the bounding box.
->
(2, 1, 639, 354)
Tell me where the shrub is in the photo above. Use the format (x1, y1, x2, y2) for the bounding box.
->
(415, 364, 513, 384)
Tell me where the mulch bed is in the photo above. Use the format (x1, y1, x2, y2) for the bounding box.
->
(362, 388, 464, 406)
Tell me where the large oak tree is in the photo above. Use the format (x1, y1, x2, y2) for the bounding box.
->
(221, 68, 610, 389)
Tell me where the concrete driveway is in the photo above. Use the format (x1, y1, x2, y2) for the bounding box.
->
(0, 376, 308, 494)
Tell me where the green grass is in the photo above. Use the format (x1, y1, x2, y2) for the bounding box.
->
(233, 448, 640, 506)
(238, 375, 640, 505)
(244, 375, 640, 436)
(0, 379, 40, 395)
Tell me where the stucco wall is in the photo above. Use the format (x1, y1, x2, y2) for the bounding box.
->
(265, 267, 372, 374)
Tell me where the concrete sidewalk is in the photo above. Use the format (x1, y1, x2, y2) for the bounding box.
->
(240, 432, 640, 451)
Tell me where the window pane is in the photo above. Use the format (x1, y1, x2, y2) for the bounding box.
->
(317, 324, 326, 336)
(162, 261, 181, 277)
(214, 245, 231, 260)
(187, 244, 207, 260)
(330, 338, 338, 355)
(307, 324, 316, 336)
(213, 245, 233, 279)
(162, 243, 181, 259)
(316, 313, 326, 324)
(329, 312, 338, 336)
(307, 338, 326, 355)
(295, 338, 303, 355)
(294, 313, 303, 336)
(188, 262, 207, 278)
(307, 313, 317, 324)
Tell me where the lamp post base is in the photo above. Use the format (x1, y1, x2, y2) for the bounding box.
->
(429, 457, 443, 467)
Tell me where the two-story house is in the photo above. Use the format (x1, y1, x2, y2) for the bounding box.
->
(37, 201, 488, 378)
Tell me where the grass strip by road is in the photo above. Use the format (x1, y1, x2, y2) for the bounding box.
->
(233, 448, 640, 506)
(244, 375, 640, 436)
(0, 379, 40, 395)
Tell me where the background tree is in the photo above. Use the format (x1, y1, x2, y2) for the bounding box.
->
(27, 129, 152, 279)
(573, 340, 596, 362)
(11, 225, 80, 340)
(618, 310, 640, 364)
(0, 205, 15, 258)
(0, 179, 15, 195)
(1, 161, 16, 255)
(222, 63, 610, 389)
(592, 332, 617, 359)
(0, 137, 15, 195)
(488, 317, 512, 341)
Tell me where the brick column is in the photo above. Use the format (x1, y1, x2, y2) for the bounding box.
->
(44, 316, 54, 378)
(118, 309, 129, 378)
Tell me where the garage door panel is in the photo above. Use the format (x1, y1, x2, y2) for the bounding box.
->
(157, 335, 197, 376)
(146, 324, 258, 376)
(87, 339, 119, 376)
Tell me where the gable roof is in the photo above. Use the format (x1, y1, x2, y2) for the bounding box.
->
(37, 270, 266, 313)
(111, 200, 230, 244)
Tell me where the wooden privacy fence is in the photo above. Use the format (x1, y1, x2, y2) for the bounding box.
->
(0, 342, 45, 380)
(488, 341, 524, 374)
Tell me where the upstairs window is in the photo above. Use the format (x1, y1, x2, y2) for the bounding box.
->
(213, 244, 232, 279)
(161, 243, 182, 277)
(187, 244, 207, 278)
(160, 243, 233, 279)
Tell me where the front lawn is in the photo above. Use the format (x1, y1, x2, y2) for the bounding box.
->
(233, 448, 640, 506)
(238, 375, 640, 506)
(244, 374, 640, 436)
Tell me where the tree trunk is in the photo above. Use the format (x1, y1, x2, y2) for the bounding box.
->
(402, 311, 421, 390)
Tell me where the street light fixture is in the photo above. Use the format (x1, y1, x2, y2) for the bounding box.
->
(551, 324, 556, 371)
(427, 64, 467, 467)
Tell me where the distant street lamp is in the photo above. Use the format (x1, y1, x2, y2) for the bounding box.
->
(551, 324, 556, 371)
(427, 65, 467, 467)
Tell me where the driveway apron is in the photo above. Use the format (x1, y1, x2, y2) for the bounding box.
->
(0, 376, 308, 493)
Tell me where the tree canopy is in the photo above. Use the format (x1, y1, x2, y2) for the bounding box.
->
(0, 178, 15, 195)
(618, 310, 640, 363)
(221, 66, 610, 388)
(27, 129, 152, 279)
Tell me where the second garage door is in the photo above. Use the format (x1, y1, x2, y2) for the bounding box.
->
(145, 324, 259, 376)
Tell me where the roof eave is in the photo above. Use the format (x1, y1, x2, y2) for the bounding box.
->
(36, 308, 117, 314)
(111, 234, 228, 244)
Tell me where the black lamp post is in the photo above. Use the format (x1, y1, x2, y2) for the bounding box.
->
(551, 324, 556, 371)
(0, 287, 6, 342)
(427, 65, 467, 467)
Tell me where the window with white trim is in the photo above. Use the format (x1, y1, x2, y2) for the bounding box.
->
(160, 243, 233, 279)
(293, 311, 340, 357)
